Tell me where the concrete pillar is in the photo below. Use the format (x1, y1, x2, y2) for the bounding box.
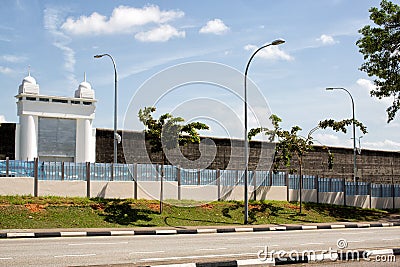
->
(20, 115, 37, 161)
(76, 118, 94, 163)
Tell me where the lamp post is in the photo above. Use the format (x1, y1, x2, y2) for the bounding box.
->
(94, 54, 118, 164)
(326, 87, 357, 183)
(244, 39, 285, 224)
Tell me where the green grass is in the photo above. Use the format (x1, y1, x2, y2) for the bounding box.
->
(0, 196, 394, 229)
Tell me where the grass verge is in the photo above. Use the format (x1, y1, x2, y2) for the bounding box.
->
(0, 196, 395, 229)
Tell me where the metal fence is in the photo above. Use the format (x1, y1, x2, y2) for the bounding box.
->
(1, 159, 400, 197)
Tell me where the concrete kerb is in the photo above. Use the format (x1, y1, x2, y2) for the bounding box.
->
(1, 221, 400, 239)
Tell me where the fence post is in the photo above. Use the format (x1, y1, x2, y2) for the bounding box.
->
(315, 175, 319, 204)
(61, 162, 65, 181)
(392, 183, 395, 209)
(197, 169, 201, 186)
(368, 182, 372, 209)
(110, 163, 114, 181)
(34, 158, 38, 197)
(177, 166, 181, 201)
(355, 180, 359, 196)
(269, 170, 273, 186)
(86, 162, 91, 198)
(160, 164, 164, 214)
(5, 157, 9, 177)
(285, 172, 289, 201)
(342, 178, 346, 206)
(133, 163, 138, 200)
(236, 170, 239, 184)
(253, 171, 257, 201)
(217, 169, 221, 201)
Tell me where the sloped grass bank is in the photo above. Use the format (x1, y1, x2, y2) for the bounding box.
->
(0, 196, 392, 229)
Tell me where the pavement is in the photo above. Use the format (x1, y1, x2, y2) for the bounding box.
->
(1, 218, 400, 266)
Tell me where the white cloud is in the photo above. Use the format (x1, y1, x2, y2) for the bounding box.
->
(0, 66, 13, 74)
(363, 139, 400, 151)
(313, 133, 346, 147)
(356, 78, 375, 92)
(317, 34, 338, 45)
(135, 24, 185, 42)
(356, 78, 393, 106)
(199, 19, 229, 35)
(1, 55, 27, 63)
(244, 44, 294, 61)
(44, 8, 77, 87)
(0, 115, 6, 123)
(61, 5, 184, 35)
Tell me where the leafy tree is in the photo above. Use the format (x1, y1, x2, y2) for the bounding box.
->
(138, 106, 209, 213)
(249, 115, 367, 213)
(357, 0, 400, 122)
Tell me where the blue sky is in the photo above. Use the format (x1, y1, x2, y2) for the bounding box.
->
(1, 0, 399, 151)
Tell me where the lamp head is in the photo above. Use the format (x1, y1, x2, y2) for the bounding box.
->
(271, 39, 285, 45)
(326, 87, 334, 91)
(94, 54, 104, 58)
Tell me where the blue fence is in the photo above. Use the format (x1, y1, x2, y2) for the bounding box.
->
(1, 160, 400, 197)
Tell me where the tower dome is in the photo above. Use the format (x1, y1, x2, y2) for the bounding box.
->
(75, 73, 95, 99)
(22, 74, 37, 85)
(18, 68, 39, 95)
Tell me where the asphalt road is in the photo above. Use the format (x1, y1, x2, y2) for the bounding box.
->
(0, 227, 399, 266)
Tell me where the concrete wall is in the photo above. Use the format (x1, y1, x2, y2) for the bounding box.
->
(0, 178, 399, 210)
(38, 180, 86, 197)
(289, 189, 318, 203)
(346, 195, 370, 209)
(220, 186, 255, 201)
(0, 177, 33, 195)
(319, 192, 345, 205)
(2, 125, 400, 182)
(181, 185, 218, 201)
(137, 181, 178, 201)
(90, 181, 134, 199)
(371, 197, 400, 209)
(254, 186, 287, 201)
(96, 128, 400, 183)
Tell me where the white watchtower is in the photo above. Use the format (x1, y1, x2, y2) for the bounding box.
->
(15, 71, 97, 162)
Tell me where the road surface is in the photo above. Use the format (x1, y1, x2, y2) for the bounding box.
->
(0, 227, 399, 266)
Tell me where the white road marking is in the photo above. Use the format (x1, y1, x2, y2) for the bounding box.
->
(54, 254, 96, 258)
(68, 241, 129, 246)
(129, 250, 165, 254)
(140, 252, 256, 262)
(382, 238, 400, 241)
(0, 257, 12, 260)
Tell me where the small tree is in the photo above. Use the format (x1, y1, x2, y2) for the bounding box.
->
(249, 115, 367, 213)
(138, 106, 209, 213)
(357, 0, 400, 122)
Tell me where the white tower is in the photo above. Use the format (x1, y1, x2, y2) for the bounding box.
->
(15, 71, 97, 162)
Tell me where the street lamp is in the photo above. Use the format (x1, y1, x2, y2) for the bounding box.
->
(94, 54, 118, 164)
(326, 87, 357, 183)
(244, 39, 285, 224)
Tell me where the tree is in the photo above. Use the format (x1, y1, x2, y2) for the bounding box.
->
(249, 115, 368, 213)
(357, 0, 400, 122)
(138, 106, 209, 213)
